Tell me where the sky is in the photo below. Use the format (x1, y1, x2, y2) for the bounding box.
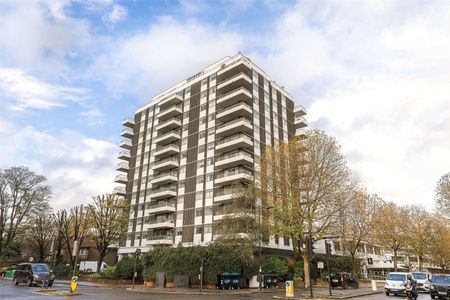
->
(0, 0, 449, 211)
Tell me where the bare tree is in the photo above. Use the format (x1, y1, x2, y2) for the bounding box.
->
(0, 167, 51, 265)
(260, 130, 357, 287)
(52, 210, 68, 266)
(62, 205, 89, 268)
(373, 202, 409, 271)
(435, 172, 450, 220)
(25, 213, 54, 262)
(87, 194, 128, 273)
(339, 192, 383, 273)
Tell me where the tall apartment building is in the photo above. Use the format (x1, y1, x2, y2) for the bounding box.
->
(115, 53, 307, 256)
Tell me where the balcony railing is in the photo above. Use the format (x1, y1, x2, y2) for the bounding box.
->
(216, 150, 253, 162)
(216, 117, 252, 130)
(216, 168, 253, 179)
(149, 202, 176, 209)
(122, 118, 135, 127)
(113, 186, 126, 194)
(152, 186, 177, 193)
(216, 133, 252, 146)
(155, 129, 181, 140)
(217, 87, 251, 100)
(117, 162, 129, 169)
(147, 235, 173, 241)
(159, 104, 182, 115)
(148, 218, 175, 225)
(115, 174, 127, 182)
(154, 143, 179, 153)
(152, 171, 178, 180)
(118, 150, 130, 159)
(154, 156, 178, 166)
(216, 101, 251, 115)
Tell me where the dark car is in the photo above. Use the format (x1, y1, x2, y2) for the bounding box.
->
(430, 274, 450, 299)
(13, 263, 55, 287)
(329, 272, 359, 289)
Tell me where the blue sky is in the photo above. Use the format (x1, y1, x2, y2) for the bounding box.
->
(1, 0, 449, 210)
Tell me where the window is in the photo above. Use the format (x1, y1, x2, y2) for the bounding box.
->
(199, 130, 206, 139)
(207, 158, 214, 165)
(205, 190, 213, 199)
(200, 103, 207, 111)
(284, 236, 290, 246)
(197, 176, 204, 184)
(205, 207, 213, 215)
(177, 196, 184, 204)
(179, 180, 185, 189)
(198, 145, 205, 153)
(209, 86, 216, 94)
(195, 208, 203, 217)
(183, 112, 189, 119)
(207, 128, 214, 135)
(208, 113, 215, 121)
(200, 91, 207, 98)
(207, 142, 214, 150)
(207, 174, 214, 182)
(210, 74, 216, 81)
(198, 160, 205, 169)
(209, 101, 215, 108)
(200, 117, 207, 125)
(177, 228, 182, 235)
(195, 226, 203, 234)
(201, 78, 208, 85)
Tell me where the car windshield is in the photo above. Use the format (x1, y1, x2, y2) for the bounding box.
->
(387, 274, 406, 281)
(32, 264, 49, 272)
(412, 272, 427, 279)
(433, 275, 450, 285)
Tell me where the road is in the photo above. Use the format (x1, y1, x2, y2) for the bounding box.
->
(0, 280, 435, 300)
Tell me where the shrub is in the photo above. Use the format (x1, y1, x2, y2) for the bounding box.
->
(115, 256, 143, 280)
(261, 256, 289, 277)
(53, 264, 72, 277)
(101, 266, 116, 279)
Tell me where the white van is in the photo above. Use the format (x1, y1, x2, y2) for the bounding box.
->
(385, 272, 414, 296)
(411, 271, 431, 292)
(79, 261, 109, 273)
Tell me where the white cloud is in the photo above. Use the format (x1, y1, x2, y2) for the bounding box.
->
(0, 68, 89, 111)
(101, 4, 128, 29)
(0, 125, 118, 209)
(256, 1, 450, 209)
(89, 16, 243, 100)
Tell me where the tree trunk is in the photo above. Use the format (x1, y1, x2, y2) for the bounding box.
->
(393, 248, 398, 272)
(303, 253, 311, 288)
(97, 246, 107, 273)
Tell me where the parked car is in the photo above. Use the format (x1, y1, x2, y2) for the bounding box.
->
(411, 271, 431, 292)
(13, 263, 54, 287)
(385, 272, 415, 296)
(430, 274, 450, 299)
(329, 272, 359, 289)
(79, 261, 108, 272)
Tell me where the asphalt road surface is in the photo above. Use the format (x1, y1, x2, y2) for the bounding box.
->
(347, 293, 432, 300)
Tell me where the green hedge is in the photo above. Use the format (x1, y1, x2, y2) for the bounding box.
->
(143, 244, 257, 284)
(115, 256, 143, 280)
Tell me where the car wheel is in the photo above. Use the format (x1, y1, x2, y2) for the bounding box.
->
(27, 278, 33, 287)
(13, 278, 19, 285)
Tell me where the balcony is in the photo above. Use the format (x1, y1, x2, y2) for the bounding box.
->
(158, 104, 182, 122)
(151, 171, 178, 185)
(294, 105, 307, 117)
(146, 235, 173, 245)
(215, 168, 253, 185)
(118, 150, 130, 160)
(216, 102, 252, 123)
(214, 190, 234, 202)
(216, 87, 252, 109)
(122, 117, 135, 128)
(154, 130, 181, 146)
(217, 72, 252, 94)
(216, 133, 253, 153)
(114, 174, 128, 184)
(295, 128, 307, 138)
(150, 186, 177, 200)
(116, 162, 129, 172)
(119, 139, 132, 149)
(158, 93, 183, 110)
(294, 116, 308, 129)
(121, 128, 133, 138)
(215, 150, 253, 169)
(156, 117, 182, 134)
(113, 186, 126, 196)
(154, 143, 180, 159)
(147, 218, 175, 229)
(147, 202, 176, 214)
(215, 117, 252, 137)
(217, 58, 252, 82)
(153, 156, 179, 172)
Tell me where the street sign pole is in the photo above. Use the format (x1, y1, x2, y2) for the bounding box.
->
(326, 241, 332, 296)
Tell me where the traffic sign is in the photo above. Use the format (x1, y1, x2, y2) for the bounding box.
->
(71, 276, 78, 293)
(317, 262, 324, 269)
(285, 281, 294, 297)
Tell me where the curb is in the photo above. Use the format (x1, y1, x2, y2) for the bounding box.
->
(126, 287, 284, 296)
(273, 290, 382, 300)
